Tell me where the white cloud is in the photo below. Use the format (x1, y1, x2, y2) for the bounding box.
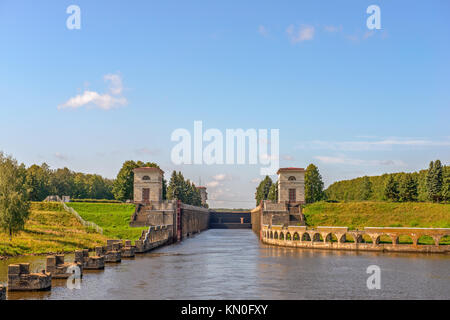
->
(103, 73, 124, 95)
(363, 31, 375, 39)
(213, 173, 227, 181)
(206, 181, 220, 188)
(258, 25, 269, 37)
(314, 155, 406, 167)
(251, 178, 261, 183)
(58, 73, 127, 110)
(286, 24, 315, 43)
(324, 25, 342, 33)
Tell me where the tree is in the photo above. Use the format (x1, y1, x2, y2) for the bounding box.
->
(305, 164, 324, 203)
(0, 152, 30, 239)
(384, 175, 399, 201)
(166, 171, 202, 206)
(426, 160, 443, 202)
(442, 178, 450, 202)
(359, 176, 372, 200)
(267, 182, 278, 202)
(399, 174, 418, 202)
(25, 163, 51, 201)
(112, 160, 160, 201)
(255, 176, 272, 205)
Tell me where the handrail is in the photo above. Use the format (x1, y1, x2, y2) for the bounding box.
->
(60, 202, 103, 234)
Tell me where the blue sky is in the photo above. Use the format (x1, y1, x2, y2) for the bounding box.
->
(1, 0, 449, 208)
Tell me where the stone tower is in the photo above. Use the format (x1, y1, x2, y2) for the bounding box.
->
(197, 186, 208, 207)
(277, 167, 305, 204)
(133, 167, 164, 203)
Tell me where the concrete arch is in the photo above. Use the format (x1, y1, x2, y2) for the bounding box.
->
(325, 233, 338, 243)
(280, 232, 285, 240)
(312, 233, 323, 242)
(286, 232, 292, 240)
(374, 234, 394, 245)
(274, 231, 278, 239)
(345, 233, 355, 243)
(270, 231, 273, 239)
(439, 235, 449, 245)
(301, 233, 311, 241)
(338, 234, 347, 243)
(417, 235, 433, 245)
(293, 232, 300, 241)
(397, 234, 414, 245)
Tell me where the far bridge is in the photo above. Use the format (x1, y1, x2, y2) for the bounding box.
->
(209, 211, 251, 229)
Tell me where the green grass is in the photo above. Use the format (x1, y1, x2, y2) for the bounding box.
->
(0, 202, 108, 257)
(67, 202, 146, 240)
(303, 201, 450, 230)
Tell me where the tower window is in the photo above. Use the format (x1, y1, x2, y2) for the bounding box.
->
(288, 176, 296, 181)
(142, 176, 151, 181)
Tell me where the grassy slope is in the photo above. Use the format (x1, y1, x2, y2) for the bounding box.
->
(67, 202, 146, 240)
(0, 202, 108, 257)
(303, 201, 450, 229)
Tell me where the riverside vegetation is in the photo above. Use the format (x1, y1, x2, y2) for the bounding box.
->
(0, 202, 107, 258)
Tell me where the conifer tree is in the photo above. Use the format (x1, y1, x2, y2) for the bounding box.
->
(399, 174, 418, 202)
(255, 176, 273, 205)
(359, 176, 372, 201)
(426, 160, 443, 202)
(305, 164, 324, 203)
(384, 175, 399, 201)
(267, 182, 278, 202)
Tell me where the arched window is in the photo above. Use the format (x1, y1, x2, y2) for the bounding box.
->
(142, 176, 151, 181)
(288, 176, 296, 181)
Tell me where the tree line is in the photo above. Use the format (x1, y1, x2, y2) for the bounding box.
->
(25, 164, 114, 201)
(326, 160, 450, 203)
(255, 164, 325, 205)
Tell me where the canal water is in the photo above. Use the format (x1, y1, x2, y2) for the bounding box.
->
(1, 229, 449, 300)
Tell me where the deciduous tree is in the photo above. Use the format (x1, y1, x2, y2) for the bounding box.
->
(0, 152, 30, 240)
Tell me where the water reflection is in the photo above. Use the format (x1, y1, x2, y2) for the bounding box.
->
(1, 229, 449, 300)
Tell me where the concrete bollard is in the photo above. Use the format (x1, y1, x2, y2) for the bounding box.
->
(75, 249, 105, 270)
(97, 243, 121, 263)
(7, 263, 51, 291)
(121, 240, 136, 258)
(46, 254, 83, 279)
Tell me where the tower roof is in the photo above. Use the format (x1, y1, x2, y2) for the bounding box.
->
(276, 167, 305, 174)
(133, 167, 164, 174)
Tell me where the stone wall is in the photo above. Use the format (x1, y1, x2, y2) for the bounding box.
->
(261, 225, 450, 253)
(251, 203, 263, 236)
(179, 203, 210, 238)
(129, 201, 176, 227)
(130, 200, 210, 241)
